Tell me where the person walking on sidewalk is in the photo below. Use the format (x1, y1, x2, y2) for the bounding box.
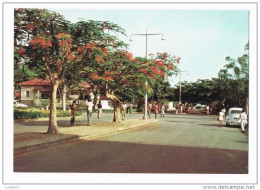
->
(86, 99, 93, 126)
(218, 109, 225, 128)
(121, 102, 127, 120)
(154, 103, 159, 119)
(206, 105, 210, 115)
(240, 109, 247, 133)
(69, 100, 77, 126)
(160, 103, 165, 117)
(147, 102, 151, 119)
(97, 100, 102, 119)
(129, 103, 133, 114)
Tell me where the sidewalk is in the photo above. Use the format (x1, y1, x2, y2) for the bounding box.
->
(14, 114, 158, 155)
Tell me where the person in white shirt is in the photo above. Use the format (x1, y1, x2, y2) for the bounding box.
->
(86, 99, 93, 126)
(240, 109, 247, 133)
(121, 102, 127, 120)
(206, 105, 209, 115)
(160, 103, 165, 117)
(218, 110, 225, 128)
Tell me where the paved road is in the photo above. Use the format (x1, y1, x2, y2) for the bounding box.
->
(14, 114, 248, 173)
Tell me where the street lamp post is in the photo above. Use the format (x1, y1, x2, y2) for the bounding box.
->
(129, 29, 165, 120)
(178, 71, 188, 113)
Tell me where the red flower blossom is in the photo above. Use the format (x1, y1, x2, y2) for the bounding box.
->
(86, 43, 95, 51)
(95, 56, 103, 63)
(102, 47, 108, 55)
(139, 68, 148, 75)
(68, 53, 74, 62)
(91, 74, 99, 80)
(15, 48, 26, 55)
(29, 36, 52, 50)
(77, 47, 83, 53)
(104, 71, 112, 76)
(27, 24, 34, 30)
(103, 75, 113, 81)
(47, 40, 52, 47)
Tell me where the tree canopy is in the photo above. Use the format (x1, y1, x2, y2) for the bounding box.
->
(14, 8, 180, 132)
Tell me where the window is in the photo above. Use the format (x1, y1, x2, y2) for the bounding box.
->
(41, 92, 51, 99)
(26, 91, 30, 98)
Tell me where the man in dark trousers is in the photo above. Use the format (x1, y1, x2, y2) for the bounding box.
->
(70, 100, 77, 126)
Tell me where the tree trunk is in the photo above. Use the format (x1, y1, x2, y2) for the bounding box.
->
(105, 83, 121, 123)
(245, 96, 249, 114)
(113, 100, 121, 122)
(62, 85, 67, 111)
(47, 81, 59, 134)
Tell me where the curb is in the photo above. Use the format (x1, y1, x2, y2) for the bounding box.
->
(14, 135, 79, 155)
(79, 119, 159, 140)
(14, 119, 158, 155)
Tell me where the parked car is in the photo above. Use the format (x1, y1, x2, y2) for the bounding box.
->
(14, 101, 28, 108)
(225, 107, 243, 127)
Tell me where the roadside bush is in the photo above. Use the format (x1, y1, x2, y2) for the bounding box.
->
(14, 108, 82, 119)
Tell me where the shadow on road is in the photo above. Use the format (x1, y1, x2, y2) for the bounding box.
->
(14, 139, 248, 174)
(198, 124, 222, 127)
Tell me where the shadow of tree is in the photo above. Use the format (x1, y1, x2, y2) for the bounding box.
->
(14, 140, 248, 174)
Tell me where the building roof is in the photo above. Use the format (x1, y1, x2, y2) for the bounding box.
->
(19, 78, 91, 88)
(19, 78, 52, 86)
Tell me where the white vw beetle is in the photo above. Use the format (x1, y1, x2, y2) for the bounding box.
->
(225, 107, 243, 127)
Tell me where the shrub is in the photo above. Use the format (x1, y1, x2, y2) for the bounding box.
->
(14, 108, 82, 119)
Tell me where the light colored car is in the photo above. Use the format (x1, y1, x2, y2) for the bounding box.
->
(14, 101, 28, 108)
(225, 107, 243, 127)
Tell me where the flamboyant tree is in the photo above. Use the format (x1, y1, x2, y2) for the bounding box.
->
(14, 9, 127, 133)
(15, 9, 75, 134)
(82, 49, 180, 122)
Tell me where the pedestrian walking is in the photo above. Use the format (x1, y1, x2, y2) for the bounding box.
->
(175, 105, 178, 115)
(121, 102, 127, 120)
(97, 100, 102, 119)
(218, 109, 225, 128)
(206, 105, 210, 115)
(240, 109, 247, 133)
(222, 108, 226, 116)
(160, 103, 165, 117)
(180, 104, 183, 113)
(147, 102, 151, 119)
(126, 103, 130, 114)
(86, 99, 93, 126)
(69, 100, 77, 126)
(154, 103, 159, 119)
(129, 103, 133, 114)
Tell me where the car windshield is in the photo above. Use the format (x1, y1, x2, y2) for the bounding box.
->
(231, 110, 242, 114)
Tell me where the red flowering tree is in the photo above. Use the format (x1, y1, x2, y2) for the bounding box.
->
(83, 48, 180, 122)
(14, 9, 82, 134)
(14, 9, 128, 132)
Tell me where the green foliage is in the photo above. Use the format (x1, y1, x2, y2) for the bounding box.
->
(169, 42, 249, 111)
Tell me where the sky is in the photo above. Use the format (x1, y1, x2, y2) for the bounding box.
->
(50, 8, 249, 86)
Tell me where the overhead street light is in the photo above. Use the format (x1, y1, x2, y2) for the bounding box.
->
(129, 29, 165, 120)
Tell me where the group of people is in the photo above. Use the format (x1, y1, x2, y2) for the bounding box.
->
(69, 100, 167, 126)
(144, 102, 165, 119)
(218, 108, 247, 133)
(85, 99, 103, 126)
(121, 102, 133, 120)
(69, 99, 103, 127)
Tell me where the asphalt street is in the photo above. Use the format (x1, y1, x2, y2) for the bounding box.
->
(14, 114, 248, 173)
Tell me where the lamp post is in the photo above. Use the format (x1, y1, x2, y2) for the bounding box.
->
(178, 71, 188, 113)
(129, 29, 165, 120)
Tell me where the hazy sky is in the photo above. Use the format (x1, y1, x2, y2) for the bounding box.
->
(51, 8, 249, 86)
